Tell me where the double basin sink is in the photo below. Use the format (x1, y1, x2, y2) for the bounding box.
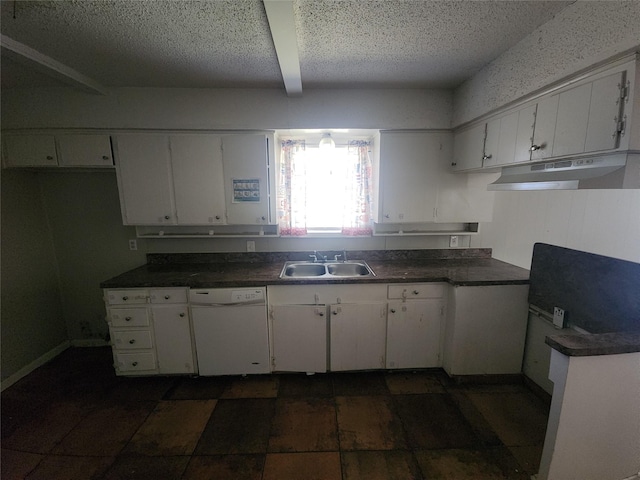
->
(280, 260, 376, 279)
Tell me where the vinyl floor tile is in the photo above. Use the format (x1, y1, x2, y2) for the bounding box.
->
(52, 401, 156, 456)
(182, 454, 265, 480)
(415, 447, 529, 480)
(124, 400, 216, 456)
(395, 394, 480, 449)
(102, 455, 190, 480)
(262, 452, 342, 480)
(25, 454, 115, 480)
(164, 376, 230, 400)
(466, 392, 549, 446)
(221, 375, 279, 399)
(332, 372, 390, 396)
(195, 398, 276, 454)
(268, 397, 338, 452)
(1, 401, 89, 454)
(341, 450, 423, 480)
(336, 396, 407, 450)
(106, 377, 177, 402)
(277, 373, 333, 397)
(1, 449, 43, 480)
(384, 371, 446, 394)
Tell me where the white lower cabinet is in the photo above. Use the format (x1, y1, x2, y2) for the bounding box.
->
(267, 284, 388, 373)
(270, 304, 328, 373)
(152, 304, 196, 375)
(104, 287, 196, 376)
(386, 283, 446, 369)
(443, 284, 529, 376)
(330, 303, 387, 371)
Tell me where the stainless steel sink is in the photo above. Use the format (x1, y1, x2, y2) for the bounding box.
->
(279, 261, 375, 279)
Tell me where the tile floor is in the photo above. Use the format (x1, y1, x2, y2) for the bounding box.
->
(1, 347, 550, 479)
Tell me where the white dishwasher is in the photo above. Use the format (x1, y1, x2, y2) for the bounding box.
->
(190, 287, 270, 375)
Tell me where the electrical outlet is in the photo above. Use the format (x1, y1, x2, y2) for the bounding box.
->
(553, 307, 566, 328)
(128, 239, 137, 251)
(247, 240, 256, 252)
(449, 235, 459, 248)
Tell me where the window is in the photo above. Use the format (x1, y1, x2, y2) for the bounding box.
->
(277, 139, 373, 236)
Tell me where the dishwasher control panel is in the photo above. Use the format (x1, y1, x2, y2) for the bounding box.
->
(232, 289, 264, 303)
(190, 287, 265, 305)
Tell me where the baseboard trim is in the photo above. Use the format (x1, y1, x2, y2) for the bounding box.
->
(71, 339, 110, 347)
(1, 340, 71, 392)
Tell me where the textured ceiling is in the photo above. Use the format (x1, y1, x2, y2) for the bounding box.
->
(0, 0, 572, 91)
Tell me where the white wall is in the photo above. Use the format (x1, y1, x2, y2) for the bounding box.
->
(453, 1, 640, 125)
(472, 189, 640, 269)
(1, 87, 451, 130)
(1, 170, 68, 383)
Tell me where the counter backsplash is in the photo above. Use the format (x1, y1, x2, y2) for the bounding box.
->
(146, 248, 493, 265)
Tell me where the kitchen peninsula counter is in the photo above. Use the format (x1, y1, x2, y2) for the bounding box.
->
(100, 249, 530, 289)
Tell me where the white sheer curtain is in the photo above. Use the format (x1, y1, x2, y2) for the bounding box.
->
(277, 140, 373, 236)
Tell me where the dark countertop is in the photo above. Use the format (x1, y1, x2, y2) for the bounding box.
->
(546, 332, 640, 357)
(100, 250, 530, 289)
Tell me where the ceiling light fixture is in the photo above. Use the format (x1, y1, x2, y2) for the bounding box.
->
(319, 132, 335, 150)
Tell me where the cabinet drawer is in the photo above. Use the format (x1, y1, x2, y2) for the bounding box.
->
(108, 308, 149, 327)
(106, 289, 149, 305)
(114, 352, 156, 372)
(388, 283, 446, 299)
(150, 288, 188, 304)
(111, 329, 153, 350)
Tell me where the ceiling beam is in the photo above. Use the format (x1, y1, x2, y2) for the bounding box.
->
(263, 0, 303, 97)
(1, 34, 108, 95)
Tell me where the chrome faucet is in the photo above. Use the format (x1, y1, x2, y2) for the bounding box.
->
(310, 250, 327, 263)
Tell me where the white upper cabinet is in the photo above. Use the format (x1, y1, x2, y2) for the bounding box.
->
(114, 133, 270, 226)
(451, 123, 486, 172)
(453, 60, 634, 170)
(3, 134, 114, 168)
(530, 95, 559, 162)
(377, 131, 444, 223)
(483, 105, 537, 168)
(114, 134, 176, 225)
(170, 135, 226, 225)
(222, 134, 270, 225)
(3, 135, 58, 167)
(57, 134, 113, 167)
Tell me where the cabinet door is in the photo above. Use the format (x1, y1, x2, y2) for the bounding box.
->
(114, 135, 176, 225)
(57, 134, 113, 167)
(584, 71, 625, 152)
(378, 131, 442, 222)
(452, 123, 486, 172)
(329, 303, 386, 371)
(386, 300, 444, 369)
(3, 135, 57, 167)
(222, 134, 270, 224)
(270, 305, 327, 373)
(513, 104, 537, 164)
(152, 305, 195, 374)
(531, 95, 559, 161)
(170, 135, 227, 225)
(552, 83, 592, 157)
(492, 111, 520, 167)
(482, 117, 501, 167)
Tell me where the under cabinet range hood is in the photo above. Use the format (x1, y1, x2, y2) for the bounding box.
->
(488, 154, 640, 191)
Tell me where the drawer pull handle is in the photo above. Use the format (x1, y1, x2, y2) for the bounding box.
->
(129, 339, 136, 344)
(102, 155, 110, 160)
(122, 296, 129, 301)
(164, 295, 170, 300)
(318, 312, 324, 317)
(125, 316, 132, 322)
(412, 290, 419, 295)
(390, 308, 396, 313)
(179, 313, 185, 317)
(332, 311, 338, 315)
(46, 155, 54, 160)
(132, 361, 138, 367)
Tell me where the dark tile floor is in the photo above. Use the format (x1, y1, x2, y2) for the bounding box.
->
(1, 347, 550, 479)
